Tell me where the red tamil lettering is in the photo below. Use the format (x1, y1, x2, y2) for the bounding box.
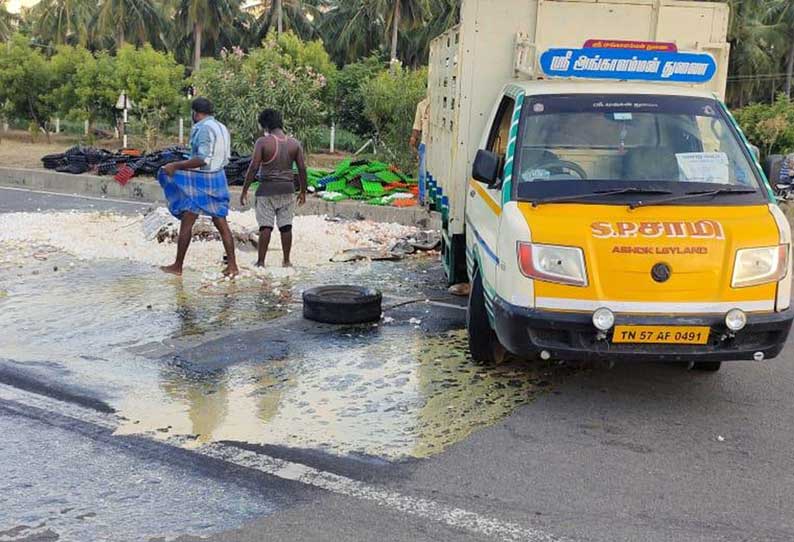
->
(639, 222, 663, 237)
(616, 222, 638, 237)
(663, 222, 687, 238)
(591, 222, 614, 238)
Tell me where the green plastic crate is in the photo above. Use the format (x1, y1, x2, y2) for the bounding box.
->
(342, 185, 362, 197)
(333, 158, 353, 174)
(367, 161, 390, 173)
(375, 170, 401, 183)
(342, 166, 369, 182)
(324, 179, 347, 193)
(362, 179, 385, 197)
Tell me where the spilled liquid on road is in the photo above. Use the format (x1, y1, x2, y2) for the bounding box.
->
(115, 329, 558, 459)
(0, 240, 561, 461)
(0, 235, 571, 541)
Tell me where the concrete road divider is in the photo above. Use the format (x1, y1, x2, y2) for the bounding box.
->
(0, 167, 441, 229)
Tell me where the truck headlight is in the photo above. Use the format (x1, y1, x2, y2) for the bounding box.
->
(732, 245, 789, 288)
(517, 242, 588, 287)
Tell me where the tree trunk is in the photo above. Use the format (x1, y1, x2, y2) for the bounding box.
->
(193, 22, 203, 72)
(390, 0, 401, 63)
(116, 24, 125, 49)
(276, 0, 283, 34)
(786, 43, 794, 98)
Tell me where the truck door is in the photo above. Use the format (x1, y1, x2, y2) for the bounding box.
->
(468, 95, 515, 290)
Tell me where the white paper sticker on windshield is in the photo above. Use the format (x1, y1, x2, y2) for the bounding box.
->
(522, 169, 551, 182)
(676, 152, 730, 184)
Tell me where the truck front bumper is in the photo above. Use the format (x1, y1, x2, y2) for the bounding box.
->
(492, 297, 794, 363)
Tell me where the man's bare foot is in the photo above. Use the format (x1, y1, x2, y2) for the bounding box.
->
(448, 282, 471, 296)
(282, 261, 293, 268)
(223, 266, 240, 278)
(160, 264, 183, 276)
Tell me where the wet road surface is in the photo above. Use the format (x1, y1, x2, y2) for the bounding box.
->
(2, 187, 794, 541)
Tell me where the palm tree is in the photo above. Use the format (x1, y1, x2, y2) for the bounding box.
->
(375, 0, 429, 63)
(724, 0, 779, 106)
(318, 0, 383, 64)
(29, 0, 95, 46)
(320, 0, 427, 64)
(0, 0, 16, 41)
(766, 0, 794, 96)
(95, 0, 165, 50)
(255, 0, 320, 41)
(176, 0, 243, 71)
(399, 0, 458, 66)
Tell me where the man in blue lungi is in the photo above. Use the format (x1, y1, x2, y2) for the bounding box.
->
(159, 97, 239, 277)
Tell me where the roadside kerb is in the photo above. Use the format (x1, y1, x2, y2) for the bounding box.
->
(0, 167, 441, 229)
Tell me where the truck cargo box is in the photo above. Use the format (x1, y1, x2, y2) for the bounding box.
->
(426, 0, 730, 248)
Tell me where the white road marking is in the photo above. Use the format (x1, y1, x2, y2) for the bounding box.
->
(0, 185, 147, 206)
(0, 383, 566, 542)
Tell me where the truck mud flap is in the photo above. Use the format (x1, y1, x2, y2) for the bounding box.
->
(442, 231, 468, 286)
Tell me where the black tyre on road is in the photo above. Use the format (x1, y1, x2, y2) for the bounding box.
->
(467, 270, 505, 363)
(303, 285, 383, 325)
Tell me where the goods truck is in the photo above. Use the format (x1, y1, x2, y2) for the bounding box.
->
(425, 0, 794, 370)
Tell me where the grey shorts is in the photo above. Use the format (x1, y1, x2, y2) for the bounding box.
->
(256, 194, 295, 229)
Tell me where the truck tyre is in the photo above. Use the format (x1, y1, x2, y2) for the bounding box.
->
(303, 285, 382, 325)
(692, 361, 722, 372)
(467, 270, 504, 363)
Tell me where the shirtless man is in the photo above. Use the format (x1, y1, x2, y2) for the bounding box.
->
(240, 109, 307, 267)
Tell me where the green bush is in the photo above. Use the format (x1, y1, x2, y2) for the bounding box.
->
(361, 65, 427, 170)
(733, 95, 794, 157)
(192, 39, 327, 154)
(0, 35, 56, 135)
(305, 125, 364, 153)
(49, 46, 120, 131)
(329, 56, 383, 136)
(262, 32, 337, 80)
(116, 44, 185, 150)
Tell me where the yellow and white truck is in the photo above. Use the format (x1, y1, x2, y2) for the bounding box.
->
(426, 0, 793, 370)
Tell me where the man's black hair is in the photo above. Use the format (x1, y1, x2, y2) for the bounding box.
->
(259, 109, 284, 131)
(191, 97, 214, 115)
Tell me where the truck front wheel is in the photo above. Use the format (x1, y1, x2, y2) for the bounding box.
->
(467, 270, 505, 363)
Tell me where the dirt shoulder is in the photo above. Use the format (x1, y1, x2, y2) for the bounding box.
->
(0, 132, 345, 170)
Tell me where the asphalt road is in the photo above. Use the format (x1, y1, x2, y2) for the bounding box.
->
(2, 187, 794, 542)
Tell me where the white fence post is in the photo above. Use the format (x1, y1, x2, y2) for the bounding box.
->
(84, 120, 89, 136)
(55, 118, 60, 134)
(179, 117, 184, 145)
(330, 122, 336, 153)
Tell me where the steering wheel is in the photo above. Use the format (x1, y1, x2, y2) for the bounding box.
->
(533, 159, 588, 180)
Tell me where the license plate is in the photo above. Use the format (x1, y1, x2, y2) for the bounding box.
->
(612, 325, 710, 345)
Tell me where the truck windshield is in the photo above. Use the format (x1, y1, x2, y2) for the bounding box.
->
(515, 94, 765, 204)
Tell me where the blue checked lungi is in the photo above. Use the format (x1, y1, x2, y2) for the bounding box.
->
(158, 169, 230, 219)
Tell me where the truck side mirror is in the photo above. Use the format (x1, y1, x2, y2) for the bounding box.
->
(473, 149, 501, 187)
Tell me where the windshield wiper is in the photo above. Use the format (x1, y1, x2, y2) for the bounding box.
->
(629, 187, 757, 209)
(530, 187, 673, 207)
